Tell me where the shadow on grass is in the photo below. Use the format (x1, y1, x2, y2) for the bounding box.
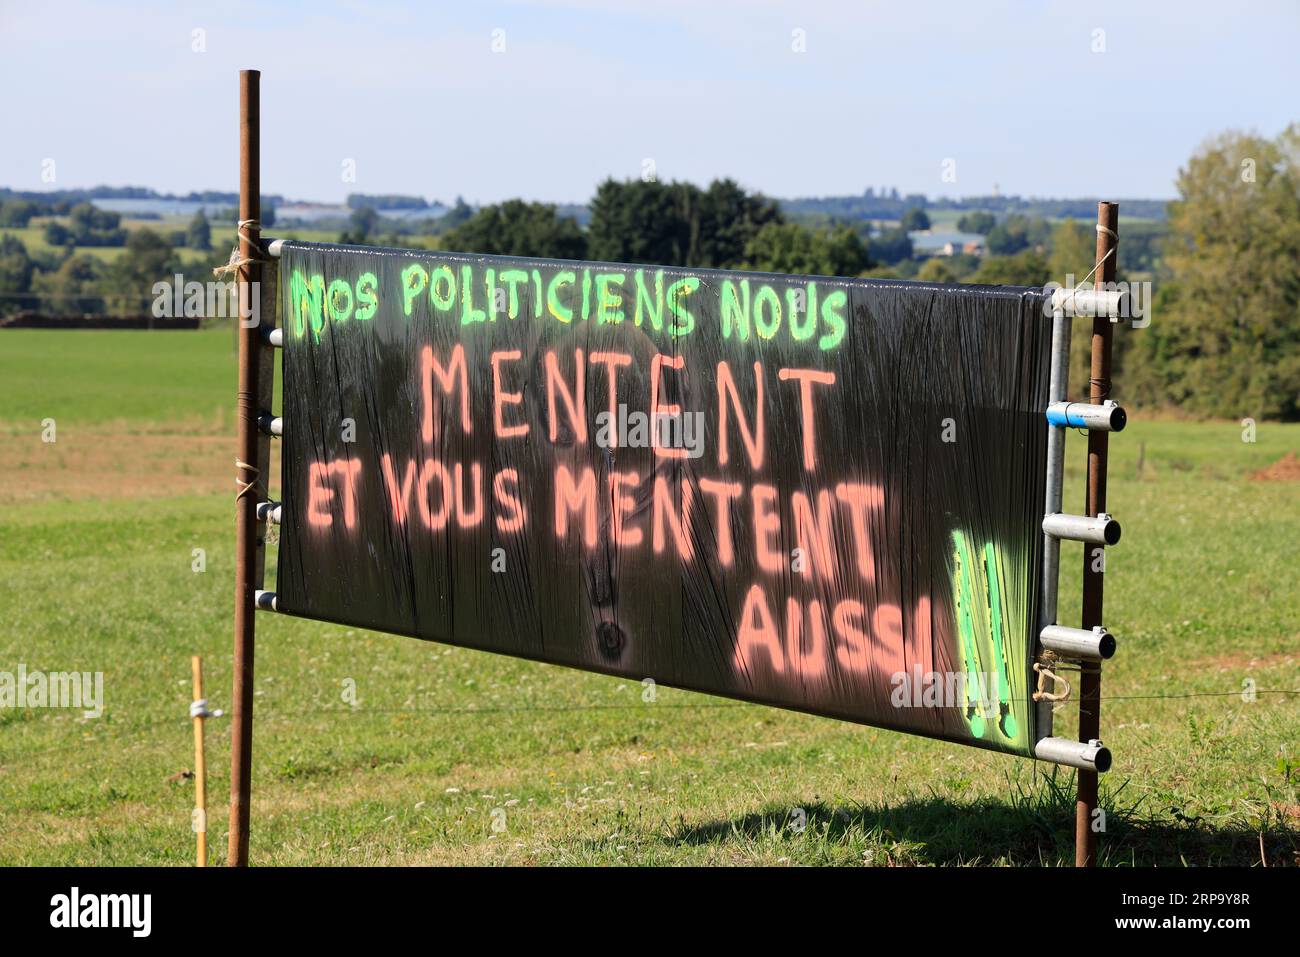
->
(670, 773, 1299, 866)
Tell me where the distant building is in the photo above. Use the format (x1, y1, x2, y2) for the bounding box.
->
(910, 230, 986, 258)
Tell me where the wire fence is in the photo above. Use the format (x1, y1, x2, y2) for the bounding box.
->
(4, 686, 1295, 766)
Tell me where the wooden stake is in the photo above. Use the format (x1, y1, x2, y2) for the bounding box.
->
(1077, 201, 1118, 867)
(191, 655, 208, 867)
(229, 68, 261, 867)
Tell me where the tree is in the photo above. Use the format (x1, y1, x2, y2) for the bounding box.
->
(915, 257, 958, 283)
(944, 252, 981, 281)
(867, 227, 913, 265)
(900, 207, 931, 231)
(693, 178, 783, 268)
(586, 177, 782, 269)
(956, 211, 996, 234)
(985, 214, 1049, 255)
(43, 220, 72, 247)
(105, 228, 179, 315)
(969, 250, 1049, 287)
(339, 206, 380, 245)
(0, 199, 41, 228)
(32, 254, 106, 315)
(1129, 126, 1300, 419)
(187, 210, 211, 251)
(436, 197, 474, 233)
(0, 235, 35, 315)
(441, 200, 587, 260)
(743, 223, 870, 277)
(65, 202, 127, 246)
(586, 178, 695, 266)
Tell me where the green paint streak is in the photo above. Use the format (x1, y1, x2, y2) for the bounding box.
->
(951, 530, 988, 739)
(460, 265, 486, 325)
(355, 272, 378, 321)
(430, 265, 455, 312)
(788, 282, 817, 341)
(485, 268, 497, 322)
(595, 273, 626, 324)
(818, 290, 847, 350)
(983, 542, 1018, 740)
(499, 269, 528, 319)
(949, 530, 1029, 751)
(721, 279, 750, 341)
(754, 284, 781, 339)
(288, 270, 326, 343)
(401, 264, 428, 318)
(326, 278, 354, 324)
(547, 270, 575, 324)
(633, 269, 664, 331)
(666, 276, 699, 336)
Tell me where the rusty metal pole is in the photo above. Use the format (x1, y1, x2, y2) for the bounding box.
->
(228, 68, 261, 867)
(1077, 201, 1118, 867)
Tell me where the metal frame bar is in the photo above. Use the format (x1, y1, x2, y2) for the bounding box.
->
(1048, 286, 1128, 319)
(1043, 512, 1121, 546)
(1046, 401, 1126, 432)
(1040, 624, 1116, 661)
(1036, 306, 1070, 744)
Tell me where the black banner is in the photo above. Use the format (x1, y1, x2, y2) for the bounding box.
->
(275, 243, 1052, 755)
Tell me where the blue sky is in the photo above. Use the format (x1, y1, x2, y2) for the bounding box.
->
(2, 0, 1296, 204)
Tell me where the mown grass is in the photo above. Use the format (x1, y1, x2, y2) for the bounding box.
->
(0, 328, 276, 433)
(0, 329, 1295, 866)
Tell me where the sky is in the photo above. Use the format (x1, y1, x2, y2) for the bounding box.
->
(1, 0, 1297, 205)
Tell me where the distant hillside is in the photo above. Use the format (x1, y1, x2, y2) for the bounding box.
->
(3, 184, 1171, 228)
(0, 185, 287, 206)
(779, 191, 1170, 223)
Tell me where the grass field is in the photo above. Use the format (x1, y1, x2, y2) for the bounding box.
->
(0, 220, 351, 268)
(0, 328, 1296, 866)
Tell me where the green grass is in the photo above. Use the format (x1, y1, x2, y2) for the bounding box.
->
(0, 330, 1295, 866)
(0, 327, 277, 433)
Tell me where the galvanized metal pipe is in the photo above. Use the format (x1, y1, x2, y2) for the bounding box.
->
(1037, 306, 1071, 742)
(1042, 512, 1121, 545)
(1046, 401, 1127, 432)
(1040, 624, 1116, 661)
(1049, 286, 1128, 320)
(1035, 736, 1111, 773)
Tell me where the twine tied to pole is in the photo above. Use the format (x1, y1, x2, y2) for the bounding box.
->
(212, 221, 269, 278)
(235, 458, 261, 501)
(1033, 659, 1072, 712)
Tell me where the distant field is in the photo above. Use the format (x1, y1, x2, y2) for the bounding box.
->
(2, 224, 127, 262)
(0, 329, 1295, 866)
(1, 221, 423, 266)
